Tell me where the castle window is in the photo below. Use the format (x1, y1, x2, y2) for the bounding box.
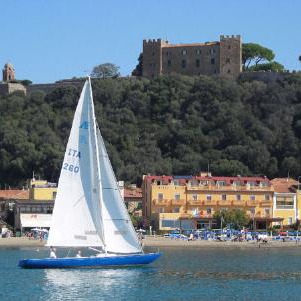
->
(226, 58, 231, 63)
(182, 50, 187, 55)
(181, 60, 186, 68)
(211, 58, 215, 65)
(195, 59, 200, 67)
(167, 60, 171, 67)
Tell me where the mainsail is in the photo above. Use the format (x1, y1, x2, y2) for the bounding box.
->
(47, 79, 104, 247)
(96, 127, 143, 254)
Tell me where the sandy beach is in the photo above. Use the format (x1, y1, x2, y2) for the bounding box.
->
(1, 236, 301, 249)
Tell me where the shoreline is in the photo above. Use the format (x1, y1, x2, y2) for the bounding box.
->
(1, 236, 301, 249)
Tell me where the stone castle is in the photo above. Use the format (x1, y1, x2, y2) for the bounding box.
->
(142, 35, 242, 78)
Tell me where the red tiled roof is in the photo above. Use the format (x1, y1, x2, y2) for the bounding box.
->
(0, 189, 29, 200)
(270, 178, 298, 193)
(144, 175, 270, 185)
(124, 187, 142, 198)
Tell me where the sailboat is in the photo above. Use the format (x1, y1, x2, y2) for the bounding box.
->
(19, 78, 161, 268)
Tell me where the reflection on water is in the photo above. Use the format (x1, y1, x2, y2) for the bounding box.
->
(44, 267, 152, 301)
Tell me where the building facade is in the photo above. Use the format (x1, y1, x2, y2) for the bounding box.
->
(142, 35, 242, 79)
(142, 174, 277, 231)
(271, 178, 298, 227)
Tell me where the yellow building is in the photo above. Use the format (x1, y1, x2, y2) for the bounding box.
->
(271, 178, 298, 227)
(142, 174, 278, 231)
(29, 179, 57, 201)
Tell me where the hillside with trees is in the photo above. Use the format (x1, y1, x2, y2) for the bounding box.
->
(1, 73, 301, 187)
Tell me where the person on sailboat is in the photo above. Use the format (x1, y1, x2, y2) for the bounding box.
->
(76, 250, 82, 258)
(49, 247, 57, 258)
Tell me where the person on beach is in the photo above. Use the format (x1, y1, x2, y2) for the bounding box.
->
(50, 247, 57, 258)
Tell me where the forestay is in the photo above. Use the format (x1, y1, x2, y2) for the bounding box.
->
(47, 79, 104, 247)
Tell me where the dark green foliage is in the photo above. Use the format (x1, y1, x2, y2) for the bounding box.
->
(1, 73, 301, 187)
(214, 209, 250, 230)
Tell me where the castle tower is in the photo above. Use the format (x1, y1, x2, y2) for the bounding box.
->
(142, 39, 168, 78)
(219, 35, 242, 76)
(2, 63, 15, 82)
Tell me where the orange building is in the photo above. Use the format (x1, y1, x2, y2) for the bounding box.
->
(142, 174, 279, 231)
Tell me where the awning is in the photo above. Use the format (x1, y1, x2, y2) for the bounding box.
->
(20, 213, 52, 228)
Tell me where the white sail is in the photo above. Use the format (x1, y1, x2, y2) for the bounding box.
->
(96, 127, 143, 254)
(47, 79, 104, 247)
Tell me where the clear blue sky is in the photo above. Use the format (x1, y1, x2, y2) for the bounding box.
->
(1, 0, 300, 83)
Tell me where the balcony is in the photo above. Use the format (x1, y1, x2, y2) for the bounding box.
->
(187, 184, 273, 192)
(171, 199, 186, 206)
(152, 199, 171, 206)
(259, 201, 273, 207)
(187, 200, 202, 206)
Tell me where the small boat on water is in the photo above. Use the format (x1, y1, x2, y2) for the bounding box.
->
(19, 78, 161, 268)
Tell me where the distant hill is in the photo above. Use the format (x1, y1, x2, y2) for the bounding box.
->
(1, 73, 301, 186)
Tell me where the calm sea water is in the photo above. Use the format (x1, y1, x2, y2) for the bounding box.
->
(1, 246, 301, 300)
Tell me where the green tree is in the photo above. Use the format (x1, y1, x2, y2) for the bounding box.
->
(132, 53, 143, 76)
(214, 209, 250, 230)
(249, 61, 284, 72)
(242, 43, 275, 70)
(90, 63, 120, 79)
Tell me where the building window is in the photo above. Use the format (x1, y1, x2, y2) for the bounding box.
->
(158, 193, 164, 201)
(210, 49, 215, 54)
(265, 194, 270, 201)
(276, 196, 294, 209)
(226, 58, 231, 63)
(196, 49, 201, 55)
(265, 208, 270, 216)
(222, 194, 227, 201)
(206, 195, 212, 201)
(228, 69, 231, 73)
(250, 195, 255, 201)
(167, 60, 171, 67)
(175, 193, 180, 201)
(192, 194, 198, 201)
(228, 45, 231, 49)
(181, 60, 186, 68)
(288, 217, 293, 225)
(211, 58, 215, 65)
(173, 207, 180, 213)
(250, 208, 255, 215)
(195, 59, 200, 67)
(236, 194, 241, 201)
(152, 51, 155, 56)
(206, 208, 212, 214)
(182, 50, 187, 55)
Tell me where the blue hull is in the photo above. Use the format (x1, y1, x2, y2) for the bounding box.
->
(18, 253, 161, 269)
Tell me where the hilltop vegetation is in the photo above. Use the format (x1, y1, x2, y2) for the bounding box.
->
(1, 73, 301, 187)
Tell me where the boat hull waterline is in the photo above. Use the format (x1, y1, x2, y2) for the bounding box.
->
(19, 252, 161, 269)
